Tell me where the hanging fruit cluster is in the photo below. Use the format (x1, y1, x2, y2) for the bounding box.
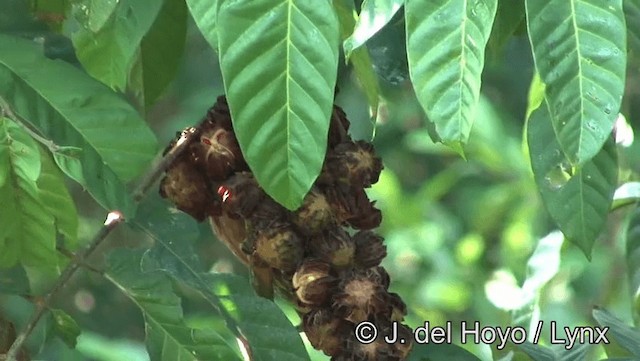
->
(160, 96, 412, 360)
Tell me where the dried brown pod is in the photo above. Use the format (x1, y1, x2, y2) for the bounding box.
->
(204, 95, 233, 131)
(303, 308, 350, 357)
(254, 225, 304, 272)
(293, 259, 336, 306)
(308, 228, 356, 269)
(159, 156, 216, 222)
(328, 105, 351, 147)
(353, 231, 387, 268)
(290, 188, 334, 235)
(319, 141, 383, 188)
(385, 292, 408, 323)
(324, 185, 382, 230)
(333, 269, 388, 323)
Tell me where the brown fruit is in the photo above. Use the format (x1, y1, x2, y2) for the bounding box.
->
(309, 228, 356, 269)
(254, 225, 304, 272)
(327, 105, 351, 147)
(325, 185, 382, 230)
(291, 188, 334, 235)
(353, 231, 387, 268)
(333, 269, 388, 323)
(319, 141, 383, 188)
(385, 292, 408, 322)
(159, 157, 215, 222)
(293, 259, 336, 306)
(303, 309, 349, 357)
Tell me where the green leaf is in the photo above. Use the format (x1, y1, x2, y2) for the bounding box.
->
(593, 308, 640, 357)
(217, 0, 340, 210)
(50, 309, 81, 349)
(71, 0, 119, 33)
(525, 0, 627, 166)
(628, 206, 640, 319)
(186, 0, 221, 52)
(107, 248, 243, 361)
(526, 73, 546, 121)
(518, 343, 555, 361)
(407, 343, 482, 361)
(72, 0, 164, 91)
(0, 34, 158, 216)
(0, 265, 30, 295)
(343, 0, 404, 58)
(406, 0, 498, 152)
(37, 148, 78, 249)
(132, 195, 311, 361)
(528, 101, 618, 258)
(134, 0, 188, 108)
(0, 118, 58, 277)
(486, 0, 525, 60)
(333, 0, 381, 119)
(612, 182, 640, 210)
(625, 0, 640, 56)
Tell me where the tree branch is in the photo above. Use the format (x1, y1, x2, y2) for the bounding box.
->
(4, 126, 198, 361)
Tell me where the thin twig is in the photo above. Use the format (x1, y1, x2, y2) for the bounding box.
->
(4, 127, 198, 361)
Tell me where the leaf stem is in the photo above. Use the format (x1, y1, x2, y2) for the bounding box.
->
(4, 127, 198, 361)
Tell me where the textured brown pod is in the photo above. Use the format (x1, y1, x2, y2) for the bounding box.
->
(293, 259, 336, 306)
(303, 308, 350, 357)
(319, 141, 383, 188)
(253, 225, 304, 272)
(385, 292, 408, 322)
(325, 185, 382, 230)
(290, 188, 334, 235)
(159, 156, 216, 222)
(333, 269, 388, 323)
(353, 231, 387, 268)
(308, 228, 356, 269)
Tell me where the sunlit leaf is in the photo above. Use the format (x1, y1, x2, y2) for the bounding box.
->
(72, 0, 164, 91)
(37, 148, 78, 249)
(525, 0, 627, 165)
(528, 101, 617, 258)
(406, 0, 498, 153)
(217, 0, 340, 210)
(0, 34, 158, 216)
(343, 0, 404, 58)
(107, 248, 243, 361)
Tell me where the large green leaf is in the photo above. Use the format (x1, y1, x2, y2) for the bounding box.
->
(132, 195, 311, 361)
(107, 248, 242, 361)
(37, 148, 78, 249)
(71, 0, 119, 33)
(486, 0, 525, 59)
(0, 34, 158, 216)
(217, 0, 340, 210)
(333, 0, 381, 117)
(528, 101, 618, 258)
(525, 0, 627, 166)
(186, 0, 221, 52)
(625, 0, 640, 56)
(0, 118, 56, 272)
(134, 0, 188, 108)
(72, 0, 164, 91)
(342, 0, 404, 57)
(405, 0, 498, 152)
(593, 308, 640, 358)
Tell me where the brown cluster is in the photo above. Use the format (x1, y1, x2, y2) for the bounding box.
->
(160, 96, 412, 360)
